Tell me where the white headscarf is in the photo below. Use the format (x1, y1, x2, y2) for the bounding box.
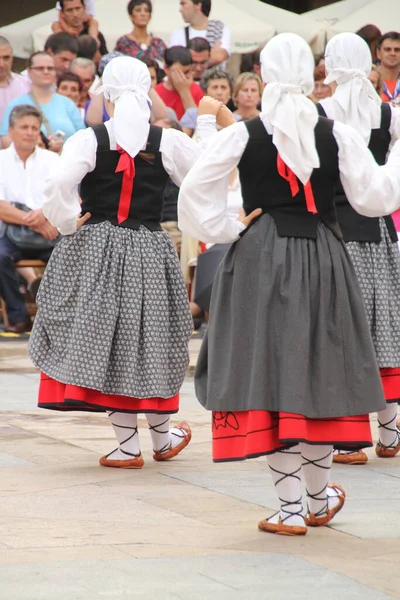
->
(260, 33, 319, 184)
(96, 56, 152, 158)
(324, 32, 381, 144)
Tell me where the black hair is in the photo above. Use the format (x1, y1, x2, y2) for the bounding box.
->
(189, 37, 211, 53)
(139, 56, 160, 75)
(164, 46, 192, 68)
(77, 34, 97, 60)
(377, 31, 400, 49)
(239, 48, 261, 74)
(193, 0, 211, 17)
(59, 0, 84, 9)
(127, 0, 152, 15)
(44, 32, 79, 55)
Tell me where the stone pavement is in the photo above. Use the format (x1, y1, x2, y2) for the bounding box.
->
(0, 342, 399, 599)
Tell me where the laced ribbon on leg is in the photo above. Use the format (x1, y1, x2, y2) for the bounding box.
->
(146, 414, 171, 454)
(266, 447, 305, 526)
(377, 404, 400, 448)
(106, 411, 141, 460)
(300, 445, 334, 518)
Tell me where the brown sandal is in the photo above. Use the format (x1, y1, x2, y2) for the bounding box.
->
(305, 483, 346, 527)
(332, 450, 368, 465)
(375, 417, 400, 458)
(153, 421, 192, 461)
(258, 514, 307, 536)
(99, 452, 144, 469)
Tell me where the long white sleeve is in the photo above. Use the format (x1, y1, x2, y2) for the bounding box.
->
(178, 122, 249, 243)
(43, 128, 96, 235)
(160, 115, 216, 187)
(334, 121, 400, 217)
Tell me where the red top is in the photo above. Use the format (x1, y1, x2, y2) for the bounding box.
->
(155, 82, 204, 120)
(381, 80, 397, 103)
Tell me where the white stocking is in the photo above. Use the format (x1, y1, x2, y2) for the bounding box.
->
(146, 413, 188, 453)
(300, 444, 340, 516)
(266, 446, 305, 527)
(106, 411, 140, 460)
(146, 414, 171, 453)
(377, 403, 399, 447)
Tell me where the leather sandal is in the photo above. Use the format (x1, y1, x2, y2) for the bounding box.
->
(375, 417, 400, 458)
(153, 421, 191, 461)
(258, 513, 307, 536)
(332, 450, 368, 465)
(305, 483, 346, 527)
(99, 451, 144, 469)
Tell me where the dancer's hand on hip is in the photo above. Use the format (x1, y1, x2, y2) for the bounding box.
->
(77, 212, 91, 228)
(237, 208, 262, 228)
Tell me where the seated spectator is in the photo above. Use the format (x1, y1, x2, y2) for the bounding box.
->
(0, 37, 31, 126)
(180, 65, 234, 135)
(52, 0, 108, 56)
(312, 71, 331, 102)
(356, 24, 382, 63)
(369, 64, 383, 95)
(44, 32, 79, 77)
(71, 57, 96, 107)
(169, 0, 230, 66)
(0, 105, 59, 333)
(189, 37, 211, 82)
(115, 0, 167, 66)
(232, 72, 262, 121)
(0, 51, 85, 151)
(140, 56, 160, 88)
(57, 70, 85, 119)
(377, 31, 400, 105)
(155, 46, 203, 120)
(239, 48, 261, 77)
(77, 34, 100, 69)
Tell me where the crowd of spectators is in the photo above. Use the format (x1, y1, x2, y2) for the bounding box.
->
(1, 0, 400, 331)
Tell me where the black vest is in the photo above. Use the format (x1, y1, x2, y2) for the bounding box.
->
(80, 125, 170, 231)
(317, 102, 397, 242)
(238, 116, 342, 239)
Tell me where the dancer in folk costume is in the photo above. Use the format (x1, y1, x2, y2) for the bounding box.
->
(318, 33, 400, 465)
(178, 34, 400, 536)
(29, 56, 219, 469)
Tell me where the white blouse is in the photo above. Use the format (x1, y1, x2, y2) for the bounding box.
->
(320, 98, 400, 150)
(43, 116, 217, 235)
(178, 120, 400, 244)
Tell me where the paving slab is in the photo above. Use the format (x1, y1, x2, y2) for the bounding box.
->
(0, 372, 398, 599)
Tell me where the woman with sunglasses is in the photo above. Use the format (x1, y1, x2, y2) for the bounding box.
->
(0, 51, 85, 152)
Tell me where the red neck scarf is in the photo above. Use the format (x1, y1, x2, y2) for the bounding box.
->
(277, 154, 317, 214)
(115, 145, 136, 224)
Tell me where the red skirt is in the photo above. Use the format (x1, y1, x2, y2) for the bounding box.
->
(380, 367, 400, 403)
(212, 410, 373, 462)
(38, 374, 179, 414)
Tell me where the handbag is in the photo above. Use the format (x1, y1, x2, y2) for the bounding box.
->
(5, 203, 59, 251)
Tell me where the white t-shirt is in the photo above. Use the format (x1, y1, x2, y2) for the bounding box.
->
(169, 24, 231, 55)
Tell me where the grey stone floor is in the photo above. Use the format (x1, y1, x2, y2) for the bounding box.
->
(0, 372, 399, 599)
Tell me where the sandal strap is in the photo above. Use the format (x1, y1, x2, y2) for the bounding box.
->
(268, 448, 304, 522)
(377, 414, 400, 449)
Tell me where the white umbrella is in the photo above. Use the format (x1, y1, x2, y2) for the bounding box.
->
(0, 10, 57, 58)
(333, 0, 400, 34)
(32, 0, 275, 56)
(226, 0, 331, 56)
(305, 0, 371, 24)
